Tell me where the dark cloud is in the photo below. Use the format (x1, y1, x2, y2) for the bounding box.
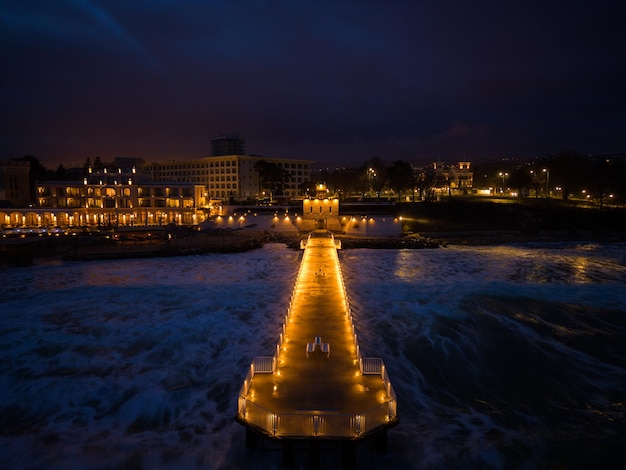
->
(1, 0, 625, 169)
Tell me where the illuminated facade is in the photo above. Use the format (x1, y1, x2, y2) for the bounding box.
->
(296, 183, 340, 231)
(30, 170, 209, 228)
(143, 155, 314, 201)
(432, 161, 474, 194)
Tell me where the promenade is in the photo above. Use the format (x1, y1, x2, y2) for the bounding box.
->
(237, 231, 397, 440)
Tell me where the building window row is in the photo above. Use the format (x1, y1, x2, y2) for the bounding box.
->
(158, 160, 238, 171)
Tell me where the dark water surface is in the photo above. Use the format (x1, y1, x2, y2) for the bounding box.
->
(1, 242, 625, 469)
(341, 243, 626, 469)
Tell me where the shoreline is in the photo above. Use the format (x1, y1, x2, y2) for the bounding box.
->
(2, 229, 625, 266)
(420, 230, 626, 246)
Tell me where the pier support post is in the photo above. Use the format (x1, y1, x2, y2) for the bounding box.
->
(282, 441, 294, 468)
(373, 430, 388, 454)
(245, 427, 258, 450)
(341, 441, 356, 470)
(308, 440, 320, 468)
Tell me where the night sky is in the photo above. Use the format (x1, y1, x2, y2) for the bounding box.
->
(2, 0, 625, 170)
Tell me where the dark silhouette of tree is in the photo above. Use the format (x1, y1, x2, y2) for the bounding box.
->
(387, 160, 415, 201)
(508, 167, 532, 198)
(17, 155, 51, 204)
(545, 150, 585, 200)
(93, 156, 105, 170)
(254, 160, 290, 199)
(361, 156, 387, 198)
(55, 164, 68, 180)
(299, 180, 316, 197)
(584, 157, 620, 209)
(421, 165, 437, 201)
(82, 157, 92, 177)
(326, 167, 366, 198)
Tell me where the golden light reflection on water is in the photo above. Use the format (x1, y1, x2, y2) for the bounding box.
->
(572, 256, 590, 284)
(390, 244, 621, 285)
(393, 250, 422, 280)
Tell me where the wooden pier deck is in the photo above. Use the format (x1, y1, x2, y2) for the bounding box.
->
(237, 231, 397, 440)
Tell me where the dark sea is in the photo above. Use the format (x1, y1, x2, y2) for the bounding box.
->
(1, 242, 625, 469)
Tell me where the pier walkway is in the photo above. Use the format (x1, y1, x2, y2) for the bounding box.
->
(237, 231, 397, 440)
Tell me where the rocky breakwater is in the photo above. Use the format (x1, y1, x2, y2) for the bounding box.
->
(336, 234, 441, 249)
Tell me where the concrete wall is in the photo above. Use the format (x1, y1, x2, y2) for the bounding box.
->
(342, 216, 402, 237)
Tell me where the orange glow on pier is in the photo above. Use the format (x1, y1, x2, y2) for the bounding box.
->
(237, 231, 397, 439)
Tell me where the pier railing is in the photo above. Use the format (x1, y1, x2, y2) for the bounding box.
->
(237, 230, 397, 438)
(238, 396, 395, 438)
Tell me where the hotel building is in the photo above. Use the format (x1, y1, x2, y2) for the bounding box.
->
(17, 153, 313, 229)
(32, 167, 207, 228)
(143, 155, 314, 201)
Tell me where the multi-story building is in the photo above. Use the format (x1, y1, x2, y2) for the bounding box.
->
(143, 155, 314, 202)
(431, 161, 474, 195)
(34, 167, 208, 228)
(0, 159, 31, 207)
(211, 133, 246, 156)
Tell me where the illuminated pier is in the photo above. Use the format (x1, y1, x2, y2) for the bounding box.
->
(236, 230, 397, 454)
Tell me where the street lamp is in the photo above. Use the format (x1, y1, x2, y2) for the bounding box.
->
(498, 172, 508, 195)
(543, 168, 550, 197)
(368, 168, 376, 195)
